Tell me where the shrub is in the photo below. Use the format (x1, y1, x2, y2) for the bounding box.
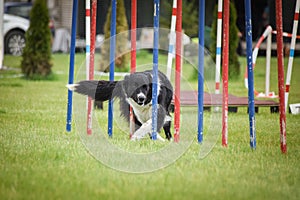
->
(160, 0, 198, 37)
(21, 0, 52, 79)
(100, 0, 129, 72)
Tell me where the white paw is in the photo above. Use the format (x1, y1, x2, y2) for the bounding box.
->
(130, 134, 142, 141)
(156, 133, 166, 142)
(66, 84, 79, 91)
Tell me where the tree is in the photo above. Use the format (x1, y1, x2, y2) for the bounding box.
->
(161, 0, 198, 37)
(21, 0, 52, 79)
(210, 2, 240, 79)
(100, 0, 129, 72)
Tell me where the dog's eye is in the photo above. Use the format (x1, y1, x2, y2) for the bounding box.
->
(142, 84, 148, 90)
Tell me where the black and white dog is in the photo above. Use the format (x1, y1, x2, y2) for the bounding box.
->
(68, 70, 173, 141)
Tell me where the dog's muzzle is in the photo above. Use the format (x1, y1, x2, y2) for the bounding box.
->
(137, 93, 146, 105)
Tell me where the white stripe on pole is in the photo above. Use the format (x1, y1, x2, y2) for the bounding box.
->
(285, 0, 300, 111)
(166, 0, 177, 80)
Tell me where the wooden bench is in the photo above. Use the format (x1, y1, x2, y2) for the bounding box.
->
(172, 91, 279, 113)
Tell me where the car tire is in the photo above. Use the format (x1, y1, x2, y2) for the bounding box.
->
(4, 30, 26, 56)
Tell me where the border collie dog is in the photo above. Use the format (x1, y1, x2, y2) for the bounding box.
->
(68, 70, 173, 141)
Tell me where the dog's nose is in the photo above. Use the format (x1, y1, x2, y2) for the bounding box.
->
(138, 96, 145, 102)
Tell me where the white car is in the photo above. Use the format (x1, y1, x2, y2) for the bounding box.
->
(3, 14, 29, 56)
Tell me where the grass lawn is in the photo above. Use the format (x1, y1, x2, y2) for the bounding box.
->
(0, 52, 300, 199)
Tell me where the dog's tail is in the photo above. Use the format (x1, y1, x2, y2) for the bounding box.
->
(67, 80, 120, 101)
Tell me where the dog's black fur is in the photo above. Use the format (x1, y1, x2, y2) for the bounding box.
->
(72, 70, 173, 140)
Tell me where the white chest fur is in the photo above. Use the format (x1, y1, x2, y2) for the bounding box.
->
(126, 98, 152, 123)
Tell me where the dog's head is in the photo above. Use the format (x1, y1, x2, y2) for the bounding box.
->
(123, 72, 152, 106)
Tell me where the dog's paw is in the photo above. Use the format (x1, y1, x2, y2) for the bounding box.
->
(130, 134, 142, 141)
(157, 134, 166, 142)
(150, 133, 166, 142)
(66, 83, 79, 91)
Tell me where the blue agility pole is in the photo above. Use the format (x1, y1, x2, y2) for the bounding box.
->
(66, 0, 78, 132)
(244, 0, 256, 149)
(108, 0, 117, 137)
(151, 0, 160, 140)
(197, 0, 205, 143)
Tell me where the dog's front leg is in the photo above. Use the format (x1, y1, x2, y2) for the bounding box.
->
(131, 119, 151, 140)
(131, 119, 165, 142)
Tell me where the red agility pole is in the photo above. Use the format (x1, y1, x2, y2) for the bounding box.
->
(174, 0, 182, 142)
(275, 0, 287, 153)
(222, 0, 229, 147)
(129, 0, 137, 138)
(86, 0, 97, 135)
(130, 0, 137, 73)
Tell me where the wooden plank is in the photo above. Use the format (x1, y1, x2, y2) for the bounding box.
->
(173, 91, 279, 113)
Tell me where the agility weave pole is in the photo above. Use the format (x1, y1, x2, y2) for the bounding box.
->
(174, 0, 182, 142)
(108, 0, 117, 137)
(85, 0, 91, 134)
(285, 0, 300, 111)
(66, 0, 78, 132)
(166, 0, 177, 80)
(243, 25, 273, 97)
(221, 0, 229, 147)
(272, 30, 300, 39)
(197, 0, 205, 143)
(86, 0, 97, 135)
(275, 0, 287, 153)
(215, 0, 223, 96)
(265, 27, 272, 97)
(244, 0, 256, 149)
(244, 24, 300, 99)
(129, 0, 137, 138)
(151, 0, 160, 140)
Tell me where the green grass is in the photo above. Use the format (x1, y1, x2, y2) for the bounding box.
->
(0, 52, 300, 199)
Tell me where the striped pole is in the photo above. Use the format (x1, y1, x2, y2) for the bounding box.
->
(174, 0, 182, 142)
(244, 0, 256, 149)
(166, 0, 177, 80)
(108, 0, 117, 137)
(85, 0, 91, 134)
(275, 0, 287, 153)
(265, 30, 272, 97)
(151, 0, 160, 140)
(66, 0, 78, 132)
(197, 0, 205, 143)
(221, 0, 229, 147)
(244, 25, 273, 96)
(130, 0, 137, 138)
(285, 0, 300, 111)
(215, 0, 223, 95)
(272, 30, 300, 39)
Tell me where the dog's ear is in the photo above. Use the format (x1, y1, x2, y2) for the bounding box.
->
(146, 73, 153, 100)
(122, 74, 135, 97)
(147, 73, 153, 88)
(122, 74, 130, 91)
